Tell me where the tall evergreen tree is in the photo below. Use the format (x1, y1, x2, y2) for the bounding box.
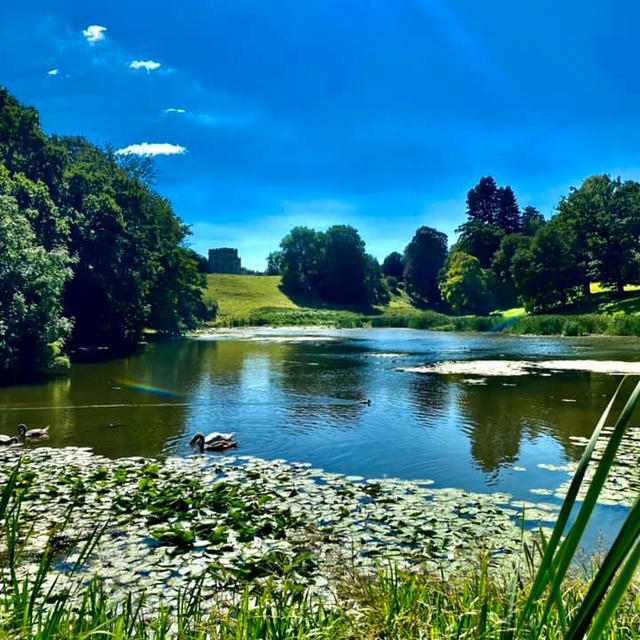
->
(466, 176, 499, 224)
(521, 206, 545, 235)
(495, 186, 521, 233)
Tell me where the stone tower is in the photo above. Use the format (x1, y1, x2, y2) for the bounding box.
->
(208, 247, 242, 274)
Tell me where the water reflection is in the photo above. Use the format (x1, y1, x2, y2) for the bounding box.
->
(0, 330, 638, 498)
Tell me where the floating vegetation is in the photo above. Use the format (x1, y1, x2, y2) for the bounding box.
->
(552, 425, 640, 507)
(0, 447, 548, 610)
(400, 359, 640, 377)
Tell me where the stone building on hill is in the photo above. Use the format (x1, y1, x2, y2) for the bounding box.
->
(208, 247, 242, 274)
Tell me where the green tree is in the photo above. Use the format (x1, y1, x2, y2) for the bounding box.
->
(466, 176, 499, 224)
(403, 226, 448, 305)
(364, 254, 391, 305)
(521, 206, 545, 236)
(0, 194, 71, 382)
(491, 233, 531, 307)
(556, 175, 640, 294)
(454, 220, 503, 268)
(511, 222, 581, 311)
(318, 225, 368, 305)
(439, 251, 493, 315)
(382, 251, 405, 279)
(266, 250, 284, 275)
(495, 186, 521, 233)
(279, 226, 324, 295)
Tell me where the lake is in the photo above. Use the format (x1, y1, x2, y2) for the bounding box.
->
(1, 328, 639, 525)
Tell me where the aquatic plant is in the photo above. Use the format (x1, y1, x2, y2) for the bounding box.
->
(1, 380, 640, 638)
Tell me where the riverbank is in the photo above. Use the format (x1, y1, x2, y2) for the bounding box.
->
(1, 446, 639, 638)
(203, 274, 640, 336)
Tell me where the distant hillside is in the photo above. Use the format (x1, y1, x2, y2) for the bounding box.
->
(203, 274, 299, 325)
(202, 274, 416, 326)
(202, 274, 640, 336)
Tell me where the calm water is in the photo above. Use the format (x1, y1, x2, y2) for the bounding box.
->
(2, 329, 639, 509)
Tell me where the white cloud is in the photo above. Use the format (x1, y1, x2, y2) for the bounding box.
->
(115, 142, 187, 157)
(83, 25, 107, 44)
(164, 107, 186, 114)
(129, 60, 161, 72)
(47, 68, 60, 76)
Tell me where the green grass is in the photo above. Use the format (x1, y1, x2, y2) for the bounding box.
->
(203, 274, 300, 325)
(202, 275, 503, 330)
(202, 274, 640, 336)
(3, 381, 640, 638)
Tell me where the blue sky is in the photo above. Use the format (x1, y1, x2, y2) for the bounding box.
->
(2, 1, 640, 270)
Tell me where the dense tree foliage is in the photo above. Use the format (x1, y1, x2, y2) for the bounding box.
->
(273, 225, 389, 306)
(439, 252, 493, 315)
(454, 220, 503, 268)
(381, 251, 405, 279)
(0, 88, 207, 380)
(495, 186, 521, 234)
(511, 222, 582, 311)
(490, 233, 531, 307)
(466, 176, 499, 225)
(555, 175, 640, 294)
(521, 206, 545, 236)
(0, 192, 71, 381)
(403, 226, 448, 306)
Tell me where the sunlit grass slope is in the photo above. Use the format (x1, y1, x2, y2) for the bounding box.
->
(202, 274, 640, 335)
(203, 274, 300, 325)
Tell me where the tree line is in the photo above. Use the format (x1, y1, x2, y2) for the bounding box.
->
(0, 88, 211, 382)
(268, 174, 640, 315)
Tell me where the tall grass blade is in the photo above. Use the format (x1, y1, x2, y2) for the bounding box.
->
(585, 537, 640, 640)
(535, 377, 640, 634)
(566, 494, 640, 639)
(518, 378, 626, 626)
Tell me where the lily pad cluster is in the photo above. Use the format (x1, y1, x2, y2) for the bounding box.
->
(544, 426, 640, 507)
(0, 447, 546, 610)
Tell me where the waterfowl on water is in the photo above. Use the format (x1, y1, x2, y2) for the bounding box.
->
(0, 435, 20, 446)
(17, 423, 50, 440)
(189, 432, 237, 452)
(203, 431, 235, 443)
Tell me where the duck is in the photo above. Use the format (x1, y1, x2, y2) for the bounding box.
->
(17, 423, 50, 440)
(189, 432, 237, 452)
(0, 434, 20, 446)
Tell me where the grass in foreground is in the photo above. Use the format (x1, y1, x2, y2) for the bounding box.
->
(2, 379, 640, 638)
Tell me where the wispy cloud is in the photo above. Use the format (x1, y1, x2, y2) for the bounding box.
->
(47, 68, 60, 76)
(82, 25, 106, 44)
(129, 59, 161, 72)
(115, 142, 187, 157)
(189, 112, 254, 127)
(162, 107, 254, 127)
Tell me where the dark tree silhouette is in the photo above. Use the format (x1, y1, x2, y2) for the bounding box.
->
(403, 226, 448, 305)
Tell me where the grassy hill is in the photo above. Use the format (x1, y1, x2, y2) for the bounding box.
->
(203, 274, 419, 327)
(201, 274, 640, 335)
(203, 274, 299, 325)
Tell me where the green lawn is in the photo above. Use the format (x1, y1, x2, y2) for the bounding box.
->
(203, 274, 413, 326)
(203, 274, 300, 324)
(202, 274, 640, 335)
(557, 285, 640, 315)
